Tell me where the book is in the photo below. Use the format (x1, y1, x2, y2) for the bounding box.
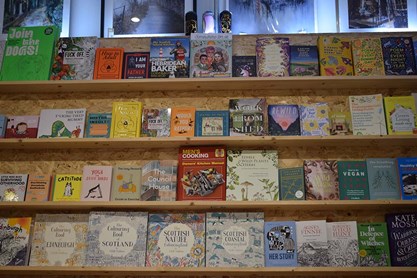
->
(0, 174, 28, 201)
(329, 111, 352, 135)
(383, 96, 417, 135)
(110, 102, 143, 138)
(206, 212, 264, 267)
(0, 217, 32, 266)
(381, 37, 416, 75)
(256, 37, 290, 77)
(327, 221, 359, 267)
(229, 98, 267, 136)
(0, 115, 7, 138)
(0, 40, 5, 71)
(50, 36, 98, 80)
(349, 94, 387, 135)
(299, 103, 330, 136)
(81, 165, 113, 201)
(304, 160, 339, 200)
(29, 214, 89, 266)
(110, 165, 142, 201)
(93, 47, 124, 79)
(86, 211, 148, 266)
(366, 158, 401, 200)
(264, 221, 297, 267)
(25, 174, 51, 201)
(279, 167, 305, 200)
(351, 37, 385, 76)
(289, 45, 319, 76)
(232, 56, 257, 77)
(385, 212, 417, 266)
(296, 220, 328, 266)
(268, 104, 301, 136)
(317, 36, 353, 76)
(146, 213, 206, 267)
(337, 161, 370, 200)
(122, 52, 150, 79)
(357, 223, 391, 266)
(190, 33, 233, 78)
(226, 150, 279, 201)
(51, 174, 82, 202)
(37, 109, 87, 138)
(5, 115, 39, 138)
(141, 160, 177, 201)
(195, 110, 229, 137)
(85, 112, 112, 138)
(397, 157, 417, 200)
(141, 108, 171, 137)
(170, 107, 196, 137)
(150, 38, 189, 78)
(177, 146, 226, 201)
(1, 26, 59, 81)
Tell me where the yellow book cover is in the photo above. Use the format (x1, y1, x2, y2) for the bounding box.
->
(352, 38, 385, 76)
(318, 36, 353, 76)
(170, 107, 196, 137)
(51, 174, 82, 201)
(384, 96, 417, 135)
(110, 102, 143, 138)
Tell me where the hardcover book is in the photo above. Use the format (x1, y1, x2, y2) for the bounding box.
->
(0, 115, 7, 138)
(327, 221, 359, 267)
(93, 47, 124, 79)
(279, 167, 305, 200)
(0, 174, 28, 201)
(110, 165, 142, 201)
(381, 37, 416, 75)
(29, 214, 89, 266)
(206, 212, 264, 267)
(86, 211, 148, 266)
(37, 109, 87, 138)
(268, 104, 301, 136)
(5, 115, 39, 138)
(170, 107, 196, 137)
(296, 220, 328, 266)
(229, 98, 267, 136)
(256, 37, 290, 77)
(51, 174, 82, 202)
(357, 223, 391, 266)
(141, 108, 171, 137)
(317, 36, 353, 76)
(85, 113, 112, 138)
(226, 150, 279, 201)
(25, 174, 51, 201)
(122, 52, 150, 79)
(349, 94, 387, 135)
(366, 158, 400, 200)
(110, 102, 143, 138)
(299, 103, 330, 136)
(0, 217, 32, 266)
(232, 56, 257, 77)
(383, 96, 417, 135)
(397, 157, 417, 200)
(141, 160, 177, 201)
(146, 213, 205, 267)
(337, 161, 370, 200)
(81, 165, 113, 201)
(264, 221, 297, 267)
(351, 37, 385, 76)
(304, 160, 339, 200)
(289, 45, 319, 76)
(177, 146, 226, 201)
(195, 110, 229, 136)
(150, 38, 189, 78)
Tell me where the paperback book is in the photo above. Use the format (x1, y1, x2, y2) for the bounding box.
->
(397, 157, 417, 200)
(122, 52, 150, 79)
(289, 45, 319, 76)
(150, 38, 189, 78)
(110, 102, 143, 138)
(51, 174, 82, 202)
(299, 103, 330, 136)
(81, 165, 113, 201)
(329, 111, 352, 135)
(0, 174, 28, 201)
(110, 165, 142, 201)
(195, 110, 229, 136)
(5, 115, 39, 138)
(327, 221, 359, 267)
(384, 96, 417, 135)
(366, 158, 400, 200)
(232, 56, 257, 77)
(351, 37, 385, 76)
(337, 161, 370, 200)
(0, 217, 32, 266)
(229, 98, 267, 136)
(141, 160, 177, 201)
(381, 37, 416, 75)
(37, 109, 87, 138)
(256, 37, 290, 77)
(358, 223, 391, 266)
(141, 108, 171, 137)
(317, 36, 353, 76)
(85, 113, 112, 138)
(296, 220, 328, 266)
(93, 47, 124, 79)
(265, 221, 297, 267)
(304, 160, 339, 200)
(0, 115, 7, 138)
(25, 174, 51, 201)
(170, 107, 195, 137)
(349, 94, 387, 135)
(279, 167, 305, 200)
(268, 104, 301, 136)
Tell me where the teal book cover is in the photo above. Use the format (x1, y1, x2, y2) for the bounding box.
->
(279, 167, 305, 200)
(366, 158, 400, 200)
(85, 113, 112, 138)
(195, 110, 229, 136)
(338, 161, 370, 200)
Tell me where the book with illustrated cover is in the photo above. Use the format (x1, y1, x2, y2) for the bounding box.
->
(229, 98, 267, 136)
(0, 174, 28, 202)
(81, 165, 113, 201)
(351, 37, 385, 76)
(327, 221, 359, 267)
(0, 115, 7, 138)
(279, 167, 305, 200)
(232, 56, 257, 77)
(110, 102, 143, 138)
(170, 107, 195, 137)
(141, 108, 171, 137)
(358, 223, 391, 266)
(329, 111, 352, 135)
(150, 38, 189, 78)
(397, 157, 417, 200)
(384, 96, 417, 135)
(5, 115, 39, 138)
(85, 113, 112, 138)
(349, 94, 387, 135)
(256, 37, 290, 77)
(37, 109, 87, 138)
(289, 45, 319, 76)
(338, 161, 370, 200)
(110, 165, 142, 201)
(366, 158, 400, 200)
(51, 174, 82, 202)
(296, 220, 328, 266)
(299, 103, 330, 136)
(317, 36, 353, 76)
(0, 217, 32, 266)
(122, 52, 150, 79)
(195, 110, 229, 137)
(25, 174, 51, 201)
(93, 48, 124, 79)
(304, 160, 339, 200)
(268, 104, 300, 136)
(381, 37, 416, 75)
(141, 160, 177, 201)
(264, 221, 297, 267)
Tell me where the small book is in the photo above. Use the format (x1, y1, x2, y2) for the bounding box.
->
(0, 217, 32, 266)
(25, 174, 51, 201)
(265, 221, 297, 267)
(351, 37, 385, 76)
(317, 36, 353, 76)
(111, 165, 142, 201)
(327, 221, 359, 267)
(141, 108, 171, 137)
(0, 174, 28, 201)
(329, 111, 352, 135)
(397, 157, 417, 200)
(37, 109, 87, 139)
(337, 161, 370, 200)
(93, 47, 124, 79)
(141, 160, 177, 201)
(229, 98, 267, 136)
(81, 165, 113, 201)
(122, 52, 150, 79)
(5, 115, 39, 138)
(150, 38, 190, 78)
(232, 56, 257, 77)
(0, 115, 7, 138)
(304, 160, 339, 200)
(357, 222, 391, 266)
(289, 45, 319, 76)
(279, 167, 305, 200)
(51, 174, 82, 201)
(195, 110, 229, 136)
(349, 94, 387, 135)
(268, 104, 301, 136)
(299, 103, 330, 136)
(170, 107, 196, 137)
(366, 158, 400, 200)
(296, 220, 328, 266)
(384, 96, 417, 135)
(381, 37, 416, 75)
(110, 102, 143, 138)
(256, 37, 290, 77)
(85, 113, 112, 138)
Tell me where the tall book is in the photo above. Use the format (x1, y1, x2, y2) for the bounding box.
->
(397, 157, 417, 200)
(383, 96, 417, 135)
(279, 167, 305, 200)
(110, 102, 143, 138)
(381, 37, 416, 75)
(110, 165, 142, 201)
(0, 217, 32, 266)
(317, 36, 353, 76)
(195, 110, 229, 137)
(268, 104, 301, 136)
(206, 212, 264, 267)
(93, 48, 124, 79)
(366, 158, 401, 200)
(351, 37, 385, 76)
(296, 220, 328, 266)
(232, 56, 257, 77)
(5, 115, 39, 138)
(85, 112, 112, 138)
(141, 108, 171, 137)
(337, 161, 370, 200)
(25, 174, 51, 201)
(150, 38, 189, 78)
(349, 94, 387, 135)
(304, 160, 339, 200)
(0, 174, 28, 201)
(37, 109, 87, 138)
(122, 52, 150, 79)
(229, 98, 267, 136)
(81, 165, 113, 201)
(141, 160, 177, 201)
(289, 45, 319, 76)
(170, 107, 196, 137)
(299, 103, 330, 136)
(51, 174, 82, 202)
(256, 37, 290, 77)
(327, 221, 359, 267)
(264, 221, 297, 267)
(357, 223, 391, 266)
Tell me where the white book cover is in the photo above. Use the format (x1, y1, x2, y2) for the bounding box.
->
(111, 165, 142, 201)
(296, 220, 328, 266)
(0, 217, 32, 266)
(0, 174, 28, 201)
(37, 108, 87, 138)
(326, 221, 359, 267)
(349, 94, 387, 135)
(81, 165, 113, 201)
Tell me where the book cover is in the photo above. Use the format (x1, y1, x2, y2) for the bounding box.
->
(352, 37, 385, 76)
(1, 26, 59, 81)
(296, 220, 328, 266)
(304, 160, 339, 200)
(264, 221, 297, 267)
(25, 174, 51, 201)
(385, 212, 417, 266)
(279, 167, 305, 200)
(50, 36, 98, 80)
(85, 112, 112, 138)
(289, 45, 319, 76)
(299, 103, 330, 136)
(141, 160, 177, 201)
(0, 115, 7, 138)
(381, 37, 416, 75)
(29, 214, 89, 266)
(86, 211, 148, 266)
(358, 222, 391, 266)
(256, 37, 290, 77)
(229, 98, 267, 136)
(93, 48, 124, 79)
(177, 146, 226, 201)
(5, 115, 39, 139)
(349, 94, 387, 135)
(337, 161, 370, 200)
(268, 104, 301, 136)
(122, 52, 150, 79)
(37, 109, 87, 138)
(317, 36, 353, 76)
(0, 40, 5, 71)
(329, 111, 352, 135)
(366, 158, 401, 200)
(206, 212, 264, 267)
(0, 174, 28, 201)
(195, 110, 229, 137)
(150, 38, 189, 78)
(170, 107, 196, 137)
(226, 150, 279, 201)
(141, 108, 171, 137)
(51, 174, 82, 202)
(327, 221, 359, 267)
(232, 56, 257, 77)
(110, 165, 142, 201)
(0, 217, 32, 266)
(190, 33, 232, 78)
(397, 157, 417, 200)
(384, 96, 417, 135)
(146, 213, 205, 267)
(81, 165, 113, 201)
(110, 102, 143, 138)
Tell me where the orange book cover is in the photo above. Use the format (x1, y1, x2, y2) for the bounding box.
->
(25, 174, 51, 201)
(170, 107, 196, 137)
(93, 48, 124, 79)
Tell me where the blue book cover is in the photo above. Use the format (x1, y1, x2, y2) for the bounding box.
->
(290, 45, 319, 76)
(381, 37, 416, 75)
(397, 157, 417, 200)
(85, 113, 112, 138)
(264, 221, 297, 267)
(195, 110, 229, 136)
(0, 115, 7, 138)
(268, 104, 301, 136)
(366, 158, 401, 200)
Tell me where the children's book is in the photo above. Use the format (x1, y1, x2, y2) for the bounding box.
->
(0, 174, 28, 201)
(349, 94, 387, 135)
(110, 102, 143, 138)
(206, 212, 264, 267)
(141, 160, 177, 201)
(25, 174, 51, 201)
(150, 38, 189, 78)
(0, 115, 7, 138)
(383, 96, 417, 135)
(0, 217, 32, 266)
(296, 220, 328, 266)
(170, 107, 196, 137)
(279, 167, 305, 200)
(141, 108, 171, 137)
(351, 37, 385, 76)
(229, 98, 267, 136)
(81, 165, 113, 201)
(397, 157, 417, 200)
(268, 104, 301, 136)
(304, 160, 339, 200)
(329, 111, 352, 135)
(357, 222, 391, 266)
(317, 36, 353, 76)
(110, 165, 142, 201)
(85, 113, 111, 138)
(232, 56, 257, 77)
(337, 161, 370, 200)
(5, 115, 39, 138)
(122, 52, 150, 79)
(299, 103, 330, 136)
(195, 110, 229, 136)
(51, 174, 82, 202)
(366, 158, 400, 200)
(327, 221, 359, 267)
(256, 37, 290, 77)
(264, 221, 297, 267)
(37, 109, 87, 138)
(381, 37, 416, 75)
(93, 48, 124, 79)
(289, 45, 319, 76)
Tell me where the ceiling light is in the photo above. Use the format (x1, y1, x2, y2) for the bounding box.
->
(131, 17, 140, 23)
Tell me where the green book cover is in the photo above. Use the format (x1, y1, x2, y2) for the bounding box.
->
(358, 223, 391, 266)
(338, 161, 370, 200)
(279, 167, 305, 200)
(1, 26, 58, 81)
(366, 158, 400, 200)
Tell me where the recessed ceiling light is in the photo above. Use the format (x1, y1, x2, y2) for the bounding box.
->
(131, 17, 140, 23)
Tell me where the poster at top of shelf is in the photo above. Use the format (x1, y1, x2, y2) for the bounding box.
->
(397, 157, 417, 201)
(381, 37, 417, 75)
(0, 217, 32, 266)
(384, 96, 417, 135)
(304, 160, 339, 200)
(357, 222, 391, 267)
(81, 165, 113, 202)
(256, 37, 290, 77)
(264, 221, 297, 267)
(327, 221, 359, 267)
(37, 109, 87, 139)
(317, 36, 353, 76)
(296, 220, 329, 267)
(0, 174, 28, 202)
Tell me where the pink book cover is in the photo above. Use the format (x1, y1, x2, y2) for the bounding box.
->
(81, 165, 113, 201)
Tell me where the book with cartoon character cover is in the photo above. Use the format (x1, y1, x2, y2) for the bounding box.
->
(317, 36, 353, 76)
(110, 165, 142, 201)
(265, 221, 297, 266)
(37, 109, 86, 138)
(150, 38, 189, 78)
(51, 174, 82, 201)
(0, 217, 32, 266)
(93, 48, 124, 79)
(5, 115, 39, 138)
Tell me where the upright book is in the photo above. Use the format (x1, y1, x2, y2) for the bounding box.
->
(110, 165, 142, 201)
(381, 37, 416, 75)
(195, 110, 229, 137)
(279, 167, 305, 200)
(141, 108, 171, 137)
(289, 45, 319, 76)
(299, 103, 330, 136)
(351, 37, 385, 76)
(349, 94, 387, 135)
(25, 174, 51, 201)
(304, 160, 339, 200)
(232, 56, 257, 77)
(81, 165, 113, 201)
(150, 38, 189, 78)
(366, 158, 400, 200)
(51, 174, 82, 202)
(0, 115, 7, 138)
(397, 157, 417, 200)
(170, 107, 196, 137)
(256, 37, 290, 77)
(265, 221, 297, 267)
(326, 221, 359, 267)
(5, 115, 39, 138)
(122, 52, 150, 79)
(317, 36, 353, 76)
(337, 161, 370, 200)
(141, 160, 177, 201)
(93, 48, 124, 79)
(268, 104, 301, 136)
(85, 113, 112, 138)
(383, 96, 417, 135)
(110, 102, 143, 138)
(229, 98, 267, 136)
(0, 174, 28, 201)
(37, 109, 87, 138)
(296, 220, 328, 266)
(357, 223, 391, 266)
(0, 217, 32, 266)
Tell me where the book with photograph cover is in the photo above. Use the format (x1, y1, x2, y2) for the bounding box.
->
(150, 38, 189, 78)
(397, 157, 417, 200)
(290, 45, 319, 76)
(141, 160, 177, 201)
